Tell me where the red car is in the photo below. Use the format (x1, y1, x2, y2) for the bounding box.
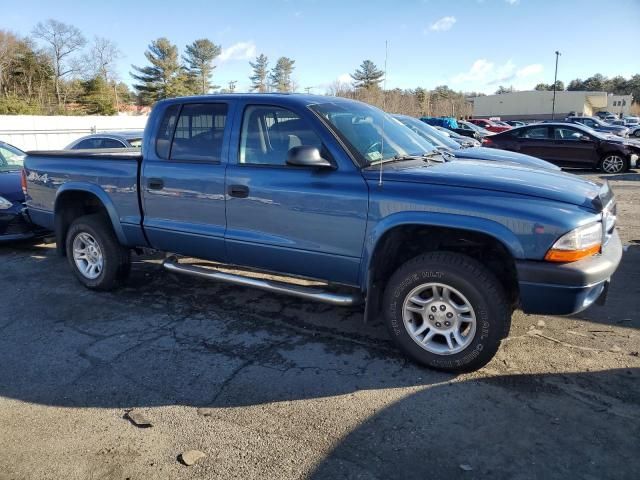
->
(468, 118, 512, 133)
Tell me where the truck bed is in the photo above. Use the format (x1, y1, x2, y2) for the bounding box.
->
(24, 148, 144, 246)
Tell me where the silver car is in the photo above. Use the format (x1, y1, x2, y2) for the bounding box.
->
(65, 131, 144, 150)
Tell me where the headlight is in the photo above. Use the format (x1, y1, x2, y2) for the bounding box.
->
(544, 222, 602, 262)
(0, 196, 13, 210)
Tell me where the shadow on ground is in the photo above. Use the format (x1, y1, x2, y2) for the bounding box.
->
(309, 368, 640, 480)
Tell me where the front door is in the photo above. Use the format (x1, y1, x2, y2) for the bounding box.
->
(141, 101, 233, 261)
(224, 103, 369, 286)
(550, 126, 597, 167)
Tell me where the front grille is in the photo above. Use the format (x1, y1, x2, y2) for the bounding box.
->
(602, 201, 616, 246)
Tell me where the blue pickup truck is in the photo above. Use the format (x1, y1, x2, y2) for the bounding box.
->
(23, 94, 622, 372)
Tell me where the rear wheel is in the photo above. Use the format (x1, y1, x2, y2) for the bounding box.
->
(599, 154, 628, 174)
(634, 130, 640, 138)
(65, 214, 130, 291)
(383, 252, 510, 372)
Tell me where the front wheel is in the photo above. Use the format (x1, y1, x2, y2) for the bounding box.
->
(65, 214, 131, 291)
(383, 252, 511, 372)
(599, 154, 628, 174)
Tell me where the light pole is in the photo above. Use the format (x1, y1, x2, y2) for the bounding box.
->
(551, 50, 561, 120)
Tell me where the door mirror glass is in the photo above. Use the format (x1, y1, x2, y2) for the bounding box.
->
(286, 146, 332, 168)
(579, 135, 591, 142)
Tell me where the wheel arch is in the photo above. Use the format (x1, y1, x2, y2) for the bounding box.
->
(361, 213, 523, 321)
(54, 183, 126, 255)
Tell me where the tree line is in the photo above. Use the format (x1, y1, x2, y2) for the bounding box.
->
(0, 19, 638, 116)
(495, 73, 640, 103)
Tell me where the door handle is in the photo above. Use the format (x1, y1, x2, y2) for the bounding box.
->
(228, 184, 249, 198)
(147, 178, 164, 190)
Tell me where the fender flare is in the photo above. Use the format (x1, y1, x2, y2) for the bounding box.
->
(359, 211, 525, 290)
(54, 182, 127, 244)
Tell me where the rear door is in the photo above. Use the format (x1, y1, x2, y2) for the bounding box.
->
(513, 126, 555, 160)
(141, 101, 234, 261)
(224, 102, 369, 286)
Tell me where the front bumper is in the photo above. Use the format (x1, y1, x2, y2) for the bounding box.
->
(0, 203, 43, 243)
(516, 230, 623, 315)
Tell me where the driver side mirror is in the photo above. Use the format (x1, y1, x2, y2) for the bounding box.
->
(286, 146, 333, 168)
(579, 135, 592, 142)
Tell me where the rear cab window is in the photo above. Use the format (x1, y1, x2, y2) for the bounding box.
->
(155, 102, 228, 162)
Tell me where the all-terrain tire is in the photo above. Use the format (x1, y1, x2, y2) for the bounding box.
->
(383, 252, 511, 372)
(65, 214, 131, 291)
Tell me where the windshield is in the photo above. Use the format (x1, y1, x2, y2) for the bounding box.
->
(462, 121, 491, 135)
(0, 143, 25, 171)
(394, 116, 460, 150)
(310, 102, 435, 164)
(128, 138, 143, 148)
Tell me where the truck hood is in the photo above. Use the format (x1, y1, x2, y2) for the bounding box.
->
(453, 146, 560, 170)
(0, 170, 23, 203)
(364, 160, 609, 211)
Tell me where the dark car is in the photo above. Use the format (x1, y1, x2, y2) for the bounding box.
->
(483, 122, 639, 173)
(454, 120, 493, 139)
(394, 115, 558, 170)
(595, 111, 614, 120)
(563, 116, 629, 137)
(65, 130, 144, 150)
(433, 126, 481, 147)
(0, 141, 45, 242)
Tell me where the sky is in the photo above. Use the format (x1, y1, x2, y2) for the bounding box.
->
(4, 0, 640, 94)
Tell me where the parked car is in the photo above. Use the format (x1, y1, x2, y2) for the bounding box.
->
(603, 114, 617, 123)
(0, 141, 45, 242)
(595, 111, 615, 120)
(483, 122, 639, 173)
(419, 117, 482, 141)
(65, 131, 144, 150)
(505, 120, 526, 127)
(457, 120, 493, 138)
(433, 126, 481, 147)
(623, 116, 639, 126)
(393, 115, 558, 170)
(467, 118, 511, 133)
(563, 116, 629, 137)
(24, 94, 622, 372)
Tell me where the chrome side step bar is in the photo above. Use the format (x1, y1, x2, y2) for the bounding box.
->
(162, 258, 362, 307)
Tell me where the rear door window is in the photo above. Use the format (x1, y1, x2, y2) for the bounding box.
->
(99, 138, 126, 148)
(170, 103, 228, 162)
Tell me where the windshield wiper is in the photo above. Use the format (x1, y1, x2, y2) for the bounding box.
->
(370, 151, 449, 167)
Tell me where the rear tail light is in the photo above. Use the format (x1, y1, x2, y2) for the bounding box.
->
(21, 169, 27, 195)
(482, 137, 493, 145)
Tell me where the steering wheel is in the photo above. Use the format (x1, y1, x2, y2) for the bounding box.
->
(365, 141, 383, 156)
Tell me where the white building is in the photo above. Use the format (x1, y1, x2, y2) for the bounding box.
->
(470, 91, 633, 120)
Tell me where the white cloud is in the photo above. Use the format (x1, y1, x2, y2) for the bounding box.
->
(517, 63, 544, 77)
(429, 16, 456, 32)
(337, 73, 351, 84)
(451, 59, 545, 92)
(505, 0, 520, 5)
(452, 59, 494, 83)
(218, 41, 257, 63)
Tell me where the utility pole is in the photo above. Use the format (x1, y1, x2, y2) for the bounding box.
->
(228, 80, 237, 93)
(551, 50, 561, 120)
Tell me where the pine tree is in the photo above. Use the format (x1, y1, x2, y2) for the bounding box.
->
(249, 54, 269, 92)
(79, 76, 116, 115)
(131, 38, 186, 104)
(350, 60, 384, 90)
(269, 57, 295, 92)
(183, 38, 221, 94)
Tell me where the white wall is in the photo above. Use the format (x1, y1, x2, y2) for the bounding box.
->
(471, 91, 609, 119)
(0, 115, 149, 151)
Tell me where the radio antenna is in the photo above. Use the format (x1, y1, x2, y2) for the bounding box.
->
(378, 40, 388, 187)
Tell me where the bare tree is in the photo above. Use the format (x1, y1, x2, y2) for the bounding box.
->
(89, 36, 120, 81)
(32, 19, 86, 106)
